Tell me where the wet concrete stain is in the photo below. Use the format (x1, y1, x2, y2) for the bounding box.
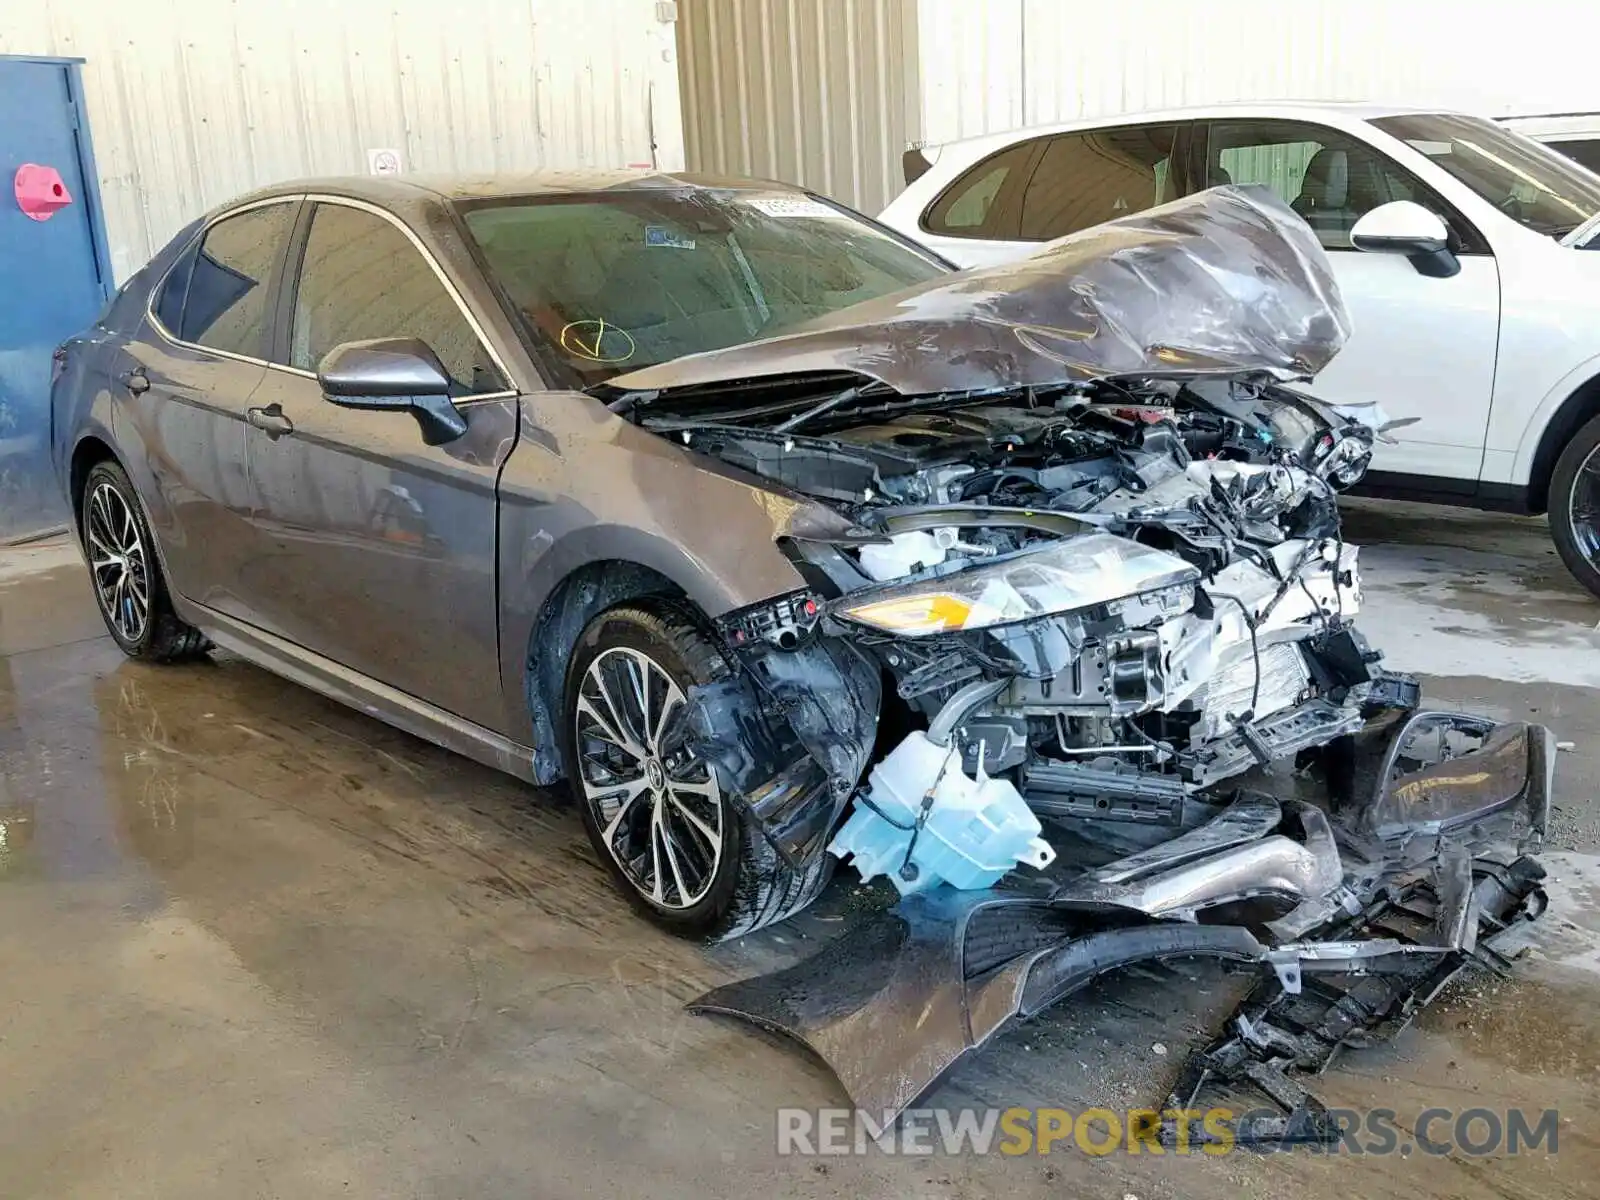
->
(3, 501, 1600, 1198)
(1341, 500, 1600, 688)
(1424, 973, 1600, 1080)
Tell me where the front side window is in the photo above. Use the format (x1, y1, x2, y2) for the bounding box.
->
(460, 190, 946, 386)
(289, 204, 503, 393)
(162, 202, 294, 356)
(1373, 114, 1600, 238)
(1018, 124, 1183, 241)
(1203, 120, 1439, 251)
(923, 142, 1033, 237)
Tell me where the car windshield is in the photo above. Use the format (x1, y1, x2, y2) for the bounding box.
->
(1372, 112, 1600, 238)
(458, 190, 947, 385)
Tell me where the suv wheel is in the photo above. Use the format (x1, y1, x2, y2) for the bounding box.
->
(81, 460, 210, 661)
(1550, 413, 1600, 600)
(561, 602, 831, 939)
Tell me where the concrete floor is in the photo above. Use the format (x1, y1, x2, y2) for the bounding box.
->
(3, 499, 1599, 1199)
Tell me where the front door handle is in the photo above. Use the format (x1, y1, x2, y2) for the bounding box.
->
(246, 403, 295, 438)
(120, 368, 150, 396)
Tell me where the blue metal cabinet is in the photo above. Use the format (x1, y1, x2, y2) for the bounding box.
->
(0, 56, 112, 541)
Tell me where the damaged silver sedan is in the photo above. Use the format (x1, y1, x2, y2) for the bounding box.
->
(57, 173, 1551, 1135)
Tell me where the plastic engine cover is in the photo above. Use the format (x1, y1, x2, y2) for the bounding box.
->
(829, 731, 1056, 895)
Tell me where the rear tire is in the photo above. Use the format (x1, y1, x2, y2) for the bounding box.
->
(81, 460, 210, 661)
(561, 601, 831, 940)
(1549, 413, 1600, 601)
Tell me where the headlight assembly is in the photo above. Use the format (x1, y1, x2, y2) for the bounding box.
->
(833, 532, 1199, 637)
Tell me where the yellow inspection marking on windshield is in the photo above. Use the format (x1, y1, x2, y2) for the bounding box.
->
(560, 319, 636, 363)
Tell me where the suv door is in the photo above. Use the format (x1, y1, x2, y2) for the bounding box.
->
(119, 199, 297, 621)
(242, 198, 518, 731)
(1194, 119, 1501, 484)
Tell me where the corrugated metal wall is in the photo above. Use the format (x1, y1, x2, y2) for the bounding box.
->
(919, 0, 1600, 147)
(0, 0, 681, 281)
(676, 0, 919, 216)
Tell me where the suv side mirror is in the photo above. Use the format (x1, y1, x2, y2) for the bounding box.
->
(317, 337, 468, 445)
(1350, 201, 1460, 278)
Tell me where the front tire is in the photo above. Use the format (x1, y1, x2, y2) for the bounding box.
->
(81, 460, 209, 661)
(561, 601, 831, 940)
(1549, 413, 1600, 600)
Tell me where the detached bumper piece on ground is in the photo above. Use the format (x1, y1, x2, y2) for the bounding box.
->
(689, 709, 1553, 1127)
(1163, 853, 1547, 1148)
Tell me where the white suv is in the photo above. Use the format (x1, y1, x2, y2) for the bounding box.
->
(880, 103, 1600, 597)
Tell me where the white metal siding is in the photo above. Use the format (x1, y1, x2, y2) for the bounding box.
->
(919, 0, 1600, 147)
(676, 0, 919, 216)
(1, 0, 680, 280)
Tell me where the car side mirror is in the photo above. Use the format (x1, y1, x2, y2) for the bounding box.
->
(1350, 201, 1460, 278)
(317, 337, 468, 445)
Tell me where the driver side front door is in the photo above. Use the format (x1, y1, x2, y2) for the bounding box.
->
(241, 198, 519, 732)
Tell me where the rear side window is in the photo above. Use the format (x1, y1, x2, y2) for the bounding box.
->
(1018, 124, 1183, 241)
(153, 244, 196, 332)
(160, 202, 294, 357)
(923, 143, 1033, 238)
(289, 203, 503, 393)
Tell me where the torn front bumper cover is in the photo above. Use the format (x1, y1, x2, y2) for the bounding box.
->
(688, 712, 1553, 1126)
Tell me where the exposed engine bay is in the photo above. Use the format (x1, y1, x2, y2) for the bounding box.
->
(658, 376, 1385, 818)
(600, 188, 1553, 1136)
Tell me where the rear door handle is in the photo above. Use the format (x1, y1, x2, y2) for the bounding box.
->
(120, 368, 149, 396)
(246, 403, 295, 438)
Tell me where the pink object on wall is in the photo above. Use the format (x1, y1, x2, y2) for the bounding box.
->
(14, 163, 73, 222)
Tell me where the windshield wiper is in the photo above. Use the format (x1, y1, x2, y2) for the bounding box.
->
(772, 384, 862, 434)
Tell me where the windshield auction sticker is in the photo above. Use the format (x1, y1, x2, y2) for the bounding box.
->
(748, 195, 845, 219)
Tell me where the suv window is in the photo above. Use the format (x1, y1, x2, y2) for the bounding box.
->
(1202, 120, 1475, 252)
(290, 203, 503, 393)
(1372, 114, 1600, 240)
(923, 143, 1033, 238)
(168, 203, 294, 356)
(1019, 124, 1183, 240)
(1555, 139, 1600, 175)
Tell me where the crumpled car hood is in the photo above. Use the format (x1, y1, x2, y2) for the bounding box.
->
(608, 186, 1351, 398)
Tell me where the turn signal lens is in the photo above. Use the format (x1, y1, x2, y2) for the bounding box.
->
(840, 593, 977, 635)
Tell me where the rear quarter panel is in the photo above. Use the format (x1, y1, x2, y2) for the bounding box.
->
(50, 228, 201, 538)
(49, 325, 119, 521)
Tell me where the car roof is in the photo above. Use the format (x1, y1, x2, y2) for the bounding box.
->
(923, 99, 1458, 154)
(225, 170, 808, 210)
